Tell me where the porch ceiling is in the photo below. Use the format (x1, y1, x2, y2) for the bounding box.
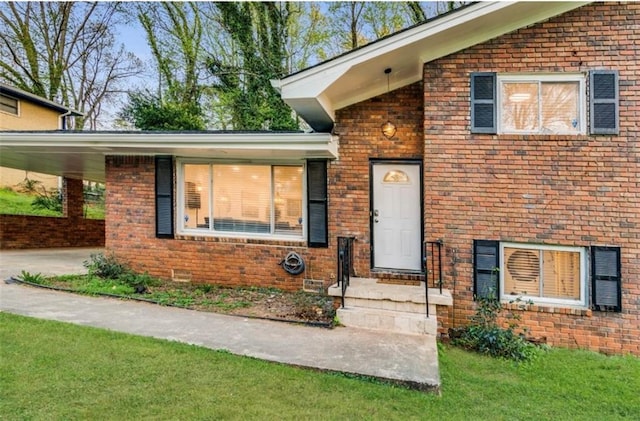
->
(0, 131, 338, 183)
(272, 1, 590, 133)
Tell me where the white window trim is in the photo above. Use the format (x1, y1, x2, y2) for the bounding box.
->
(176, 158, 307, 242)
(497, 73, 587, 135)
(499, 242, 588, 308)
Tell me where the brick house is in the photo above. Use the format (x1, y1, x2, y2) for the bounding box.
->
(0, 2, 637, 355)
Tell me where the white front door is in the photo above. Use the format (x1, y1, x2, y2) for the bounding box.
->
(372, 163, 422, 271)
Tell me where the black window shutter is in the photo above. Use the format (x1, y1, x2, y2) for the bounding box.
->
(590, 70, 619, 135)
(307, 160, 328, 248)
(591, 246, 621, 312)
(470, 72, 497, 134)
(155, 156, 174, 238)
(473, 240, 500, 299)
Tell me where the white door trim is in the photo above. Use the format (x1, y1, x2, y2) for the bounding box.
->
(370, 161, 423, 272)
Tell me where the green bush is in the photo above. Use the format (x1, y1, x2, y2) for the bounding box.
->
(31, 193, 62, 212)
(453, 291, 540, 362)
(17, 270, 47, 285)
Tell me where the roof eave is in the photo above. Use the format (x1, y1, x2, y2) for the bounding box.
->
(275, 1, 591, 133)
(0, 83, 84, 116)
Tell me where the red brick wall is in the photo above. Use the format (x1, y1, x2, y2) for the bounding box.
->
(423, 2, 639, 354)
(0, 178, 105, 249)
(106, 156, 330, 290)
(104, 84, 424, 291)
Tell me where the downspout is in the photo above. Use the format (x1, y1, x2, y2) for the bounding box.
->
(59, 109, 73, 131)
(58, 109, 74, 193)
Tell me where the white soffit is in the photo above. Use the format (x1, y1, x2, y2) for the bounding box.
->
(0, 131, 338, 183)
(273, 1, 591, 132)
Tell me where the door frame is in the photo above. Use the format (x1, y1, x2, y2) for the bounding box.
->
(369, 159, 424, 273)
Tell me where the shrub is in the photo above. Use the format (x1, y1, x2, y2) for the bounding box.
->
(453, 291, 540, 362)
(83, 253, 129, 279)
(17, 177, 63, 212)
(117, 271, 160, 293)
(31, 193, 63, 212)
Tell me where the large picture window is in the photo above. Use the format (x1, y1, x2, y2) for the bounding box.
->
(179, 162, 304, 238)
(499, 75, 585, 135)
(500, 243, 586, 307)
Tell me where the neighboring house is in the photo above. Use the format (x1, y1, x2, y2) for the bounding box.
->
(0, 2, 637, 355)
(0, 83, 82, 189)
(0, 84, 102, 249)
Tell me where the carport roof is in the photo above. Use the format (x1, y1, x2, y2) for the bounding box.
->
(0, 131, 338, 183)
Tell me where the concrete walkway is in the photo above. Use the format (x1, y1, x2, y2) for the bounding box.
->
(0, 248, 440, 392)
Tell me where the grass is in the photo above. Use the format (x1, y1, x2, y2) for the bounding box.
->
(0, 187, 61, 217)
(1, 313, 638, 420)
(0, 187, 104, 219)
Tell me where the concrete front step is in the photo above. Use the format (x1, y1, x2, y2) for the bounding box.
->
(328, 278, 453, 335)
(343, 296, 434, 314)
(328, 277, 453, 309)
(337, 306, 438, 335)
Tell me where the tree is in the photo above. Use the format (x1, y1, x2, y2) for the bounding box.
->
(137, 2, 204, 107)
(119, 91, 205, 131)
(207, 2, 297, 131)
(323, 2, 447, 58)
(0, 2, 142, 129)
(119, 2, 207, 130)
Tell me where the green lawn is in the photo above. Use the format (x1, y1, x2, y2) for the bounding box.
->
(0, 187, 104, 219)
(1, 313, 638, 420)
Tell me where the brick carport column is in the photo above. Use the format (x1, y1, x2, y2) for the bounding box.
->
(62, 177, 84, 219)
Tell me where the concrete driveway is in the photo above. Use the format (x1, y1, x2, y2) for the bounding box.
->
(0, 247, 103, 280)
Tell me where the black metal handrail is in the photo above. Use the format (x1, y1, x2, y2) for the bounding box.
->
(423, 240, 444, 318)
(337, 236, 356, 308)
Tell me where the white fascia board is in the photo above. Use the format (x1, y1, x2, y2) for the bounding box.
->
(0, 131, 332, 146)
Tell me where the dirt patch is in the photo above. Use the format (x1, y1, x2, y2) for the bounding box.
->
(156, 283, 337, 325)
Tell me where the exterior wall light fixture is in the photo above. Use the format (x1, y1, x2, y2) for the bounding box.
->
(381, 68, 397, 139)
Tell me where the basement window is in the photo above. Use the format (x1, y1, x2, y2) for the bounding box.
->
(474, 240, 621, 312)
(501, 243, 587, 307)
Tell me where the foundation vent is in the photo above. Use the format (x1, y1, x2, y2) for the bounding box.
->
(172, 269, 192, 283)
(303, 279, 324, 294)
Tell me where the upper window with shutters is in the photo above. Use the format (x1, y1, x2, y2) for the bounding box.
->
(471, 71, 619, 135)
